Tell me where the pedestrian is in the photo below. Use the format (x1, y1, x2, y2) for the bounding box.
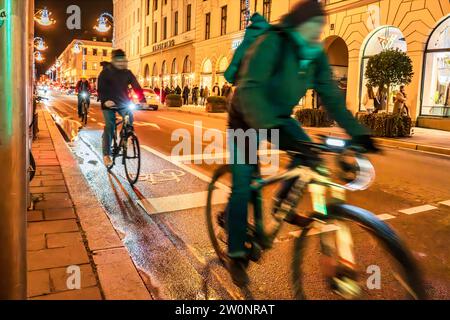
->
(393, 85, 408, 116)
(182, 84, 190, 105)
(192, 84, 199, 105)
(212, 82, 220, 96)
(175, 85, 182, 95)
(363, 84, 375, 113)
(203, 86, 210, 105)
(200, 86, 205, 105)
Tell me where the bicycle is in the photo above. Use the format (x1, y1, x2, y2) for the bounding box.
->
(80, 92, 90, 126)
(106, 105, 141, 185)
(206, 136, 426, 300)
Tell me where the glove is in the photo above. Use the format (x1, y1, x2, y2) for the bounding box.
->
(351, 135, 380, 153)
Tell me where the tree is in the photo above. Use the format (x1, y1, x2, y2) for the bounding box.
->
(365, 49, 413, 112)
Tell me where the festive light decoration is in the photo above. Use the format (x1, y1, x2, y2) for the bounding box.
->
(34, 51, 45, 63)
(34, 7, 55, 26)
(34, 37, 48, 51)
(72, 40, 84, 54)
(94, 13, 114, 33)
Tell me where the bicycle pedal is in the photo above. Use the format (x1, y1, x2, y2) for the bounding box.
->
(330, 276, 361, 300)
(284, 212, 313, 227)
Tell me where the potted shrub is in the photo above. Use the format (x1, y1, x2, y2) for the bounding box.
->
(295, 108, 333, 127)
(358, 113, 412, 137)
(166, 94, 182, 107)
(206, 96, 227, 113)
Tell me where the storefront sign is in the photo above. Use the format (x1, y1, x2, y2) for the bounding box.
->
(153, 39, 175, 52)
(0, 9, 7, 28)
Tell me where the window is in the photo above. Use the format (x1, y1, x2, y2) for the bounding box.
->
(147, 0, 150, 15)
(205, 13, 211, 40)
(93, 63, 98, 71)
(153, 22, 158, 43)
(164, 0, 167, 4)
(137, 36, 140, 54)
(82, 48, 87, 55)
(263, 0, 271, 22)
(82, 61, 87, 70)
(174, 11, 179, 36)
(93, 49, 98, 56)
(153, 0, 158, 11)
(421, 17, 450, 117)
(137, 8, 140, 23)
(146, 26, 150, 46)
(186, 4, 192, 31)
(240, 0, 248, 30)
(221, 6, 227, 36)
(103, 49, 108, 57)
(254, 0, 258, 12)
(163, 17, 167, 40)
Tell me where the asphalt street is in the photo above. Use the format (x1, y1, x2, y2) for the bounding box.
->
(43, 92, 450, 299)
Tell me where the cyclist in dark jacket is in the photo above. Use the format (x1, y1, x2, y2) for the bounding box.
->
(98, 49, 145, 167)
(75, 78, 91, 118)
(225, 0, 378, 286)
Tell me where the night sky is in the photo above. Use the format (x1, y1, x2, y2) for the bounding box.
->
(35, 0, 113, 76)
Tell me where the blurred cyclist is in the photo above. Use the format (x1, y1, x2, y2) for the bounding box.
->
(226, 0, 378, 286)
(75, 77, 91, 118)
(97, 49, 146, 167)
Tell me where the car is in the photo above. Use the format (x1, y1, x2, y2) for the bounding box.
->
(130, 88, 160, 111)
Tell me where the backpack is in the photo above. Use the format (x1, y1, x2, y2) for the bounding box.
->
(224, 13, 274, 84)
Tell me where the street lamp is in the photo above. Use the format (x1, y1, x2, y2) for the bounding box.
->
(34, 37, 48, 51)
(34, 7, 56, 26)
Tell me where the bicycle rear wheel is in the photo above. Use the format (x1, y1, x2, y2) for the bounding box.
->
(123, 133, 141, 185)
(292, 203, 426, 300)
(82, 102, 88, 126)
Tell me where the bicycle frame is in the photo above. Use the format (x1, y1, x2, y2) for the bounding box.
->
(249, 152, 376, 270)
(111, 112, 132, 164)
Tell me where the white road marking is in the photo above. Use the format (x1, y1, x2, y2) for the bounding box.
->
(138, 190, 229, 214)
(438, 200, 450, 208)
(140, 145, 230, 192)
(133, 121, 161, 129)
(90, 118, 97, 122)
(157, 116, 224, 133)
(170, 149, 283, 163)
(398, 204, 437, 215)
(376, 213, 395, 221)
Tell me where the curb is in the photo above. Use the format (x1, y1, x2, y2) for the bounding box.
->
(42, 108, 152, 300)
(164, 108, 450, 157)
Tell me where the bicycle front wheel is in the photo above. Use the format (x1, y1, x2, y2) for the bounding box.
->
(82, 102, 88, 126)
(292, 203, 426, 300)
(124, 133, 141, 185)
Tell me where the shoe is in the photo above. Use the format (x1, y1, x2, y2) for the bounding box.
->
(284, 212, 313, 227)
(103, 156, 113, 168)
(227, 257, 249, 287)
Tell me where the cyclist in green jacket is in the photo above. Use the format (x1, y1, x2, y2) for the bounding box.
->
(226, 0, 378, 286)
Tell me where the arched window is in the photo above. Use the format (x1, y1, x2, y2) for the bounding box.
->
(171, 58, 179, 87)
(143, 64, 150, 87)
(421, 17, 450, 117)
(151, 62, 158, 88)
(359, 26, 407, 112)
(182, 56, 193, 86)
(183, 55, 192, 73)
(201, 59, 213, 89)
(216, 57, 229, 88)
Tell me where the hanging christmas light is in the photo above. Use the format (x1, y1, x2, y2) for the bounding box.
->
(34, 7, 56, 26)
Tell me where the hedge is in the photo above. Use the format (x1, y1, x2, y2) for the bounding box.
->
(166, 94, 182, 107)
(357, 113, 412, 137)
(206, 96, 227, 113)
(294, 108, 334, 127)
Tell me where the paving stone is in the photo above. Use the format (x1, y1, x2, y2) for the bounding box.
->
(49, 264, 97, 292)
(28, 234, 46, 251)
(42, 180, 66, 187)
(30, 186, 68, 194)
(30, 286, 102, 300)
(27, 270, 50, 297)
(35, 199, 73, 210)
(44, 208, 76, 220)
(46, 232, 83, 248)
(44, 192, 71, 201)
(28, 220, 78, 236)
(27, 210, 44, 222)
(28, 244, 90, 271)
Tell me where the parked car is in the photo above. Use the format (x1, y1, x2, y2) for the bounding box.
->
(129, 88, 160, 111)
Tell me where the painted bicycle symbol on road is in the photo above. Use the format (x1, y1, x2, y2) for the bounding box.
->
(139, 169, 186, 184)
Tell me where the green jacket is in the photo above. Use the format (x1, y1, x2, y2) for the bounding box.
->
(232, 31, 369, 137)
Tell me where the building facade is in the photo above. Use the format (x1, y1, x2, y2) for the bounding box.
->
(58, 39, 113, 86)
(113, 0, 450, 130)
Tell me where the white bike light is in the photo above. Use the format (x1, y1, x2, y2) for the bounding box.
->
(82, 92, 87, 99)
(128, 103, 136, 110)
(326, 138, 346, 148)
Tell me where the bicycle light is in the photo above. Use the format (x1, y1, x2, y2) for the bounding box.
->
(128, 103, 136, 110)
(82, 92, 87, 99)
(326, 138, 346, 148)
